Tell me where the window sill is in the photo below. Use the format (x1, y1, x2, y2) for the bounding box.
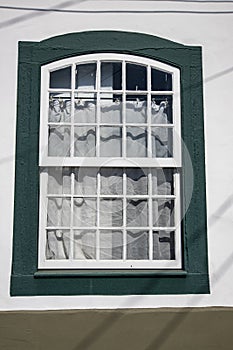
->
(34, 269, 188, 278)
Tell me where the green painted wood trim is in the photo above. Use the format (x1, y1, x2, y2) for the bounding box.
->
(11, 31, 209, 295)
(11, 273, 208, 296)
(34, 270, 188, 277)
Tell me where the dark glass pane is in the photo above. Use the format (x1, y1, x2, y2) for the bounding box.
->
(50, 67, 71, 89)
(126, 64, 147, 91)
(151, 69, 172, 91)
(101, 62, 122, 90)
(76, 63, 97, 89)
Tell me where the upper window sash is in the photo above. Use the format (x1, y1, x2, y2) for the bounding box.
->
(39, 54, 181, 167)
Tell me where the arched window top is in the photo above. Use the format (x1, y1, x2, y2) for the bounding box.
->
(44, 53, 179, 91)
(40, 53, 181, 167)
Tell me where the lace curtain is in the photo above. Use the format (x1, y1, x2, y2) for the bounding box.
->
(46, 100, 174, 261)
(48, 99, 171, 158)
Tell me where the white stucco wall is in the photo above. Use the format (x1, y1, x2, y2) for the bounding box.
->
(0, 0, 233, 310)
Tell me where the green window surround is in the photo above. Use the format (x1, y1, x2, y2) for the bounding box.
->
(11, 31, 209, 295)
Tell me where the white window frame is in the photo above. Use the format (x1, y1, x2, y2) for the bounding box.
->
(38, 53, 182, 269)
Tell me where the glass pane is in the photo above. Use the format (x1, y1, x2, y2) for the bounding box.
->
(74, 126, 96, 157)
(48, 125, 70, 157)
(47, 198, 71, 227)
(49, 67, 71, 89)
(126, 199, 148, 227)
(126, 168, 148, 195)
(100, 126, 122, 157)
(126, 127, 147, 157)
(151, 96, 172, 124)
(126, 63, 147, 91)
(153, 199, 174, 227)
(126, 95, 147, 123)
(48, 167, 71, 194)
(127, 230, 149, 260)
(99, 230, 123, 260)
(99, 199, 123, 227)
(152, 169, 174, 195)
(100, 168, 123, 195)
(73, 198, 96, 227)
(74, 93, 96, 123)
(76, 63, 96, 90)
(153, 231, 175, 260)
(151, 68, 172, 91)
(46, 229, 70, 259)
(49, 93, 71, 123)
(74, 168, 97, 195)
(151, 127, 172, 158)
(73, 230, 96, 259)
(100, 94, 122, 124)
(101, 62, 122, 90)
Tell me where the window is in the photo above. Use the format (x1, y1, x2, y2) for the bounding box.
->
(11, 31, 209, 295)
(39, 54, 181, 269)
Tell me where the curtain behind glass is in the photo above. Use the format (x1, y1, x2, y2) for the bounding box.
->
(46, 168, 174, 260)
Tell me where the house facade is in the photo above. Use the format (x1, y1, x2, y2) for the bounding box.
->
(0, 1, 233, 348)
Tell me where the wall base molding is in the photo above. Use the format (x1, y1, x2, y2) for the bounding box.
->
(0, 307, 232, 349)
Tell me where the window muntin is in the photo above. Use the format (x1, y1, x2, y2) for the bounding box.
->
(39, 54, 181, 269)
(40, 54, 181, 167)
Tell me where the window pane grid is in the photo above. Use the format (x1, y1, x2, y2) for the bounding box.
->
(44, 167, 177, 261)
(47, 60, 175, 160)
(41, 55, 181, 268)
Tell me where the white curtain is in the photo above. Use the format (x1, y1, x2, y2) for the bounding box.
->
(151, 102, 171, 157)
(46, 99, 173, 260)
(48, 101, 171, 158)
(46, 167, 174, 260)
(48, 99, 71, 157)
